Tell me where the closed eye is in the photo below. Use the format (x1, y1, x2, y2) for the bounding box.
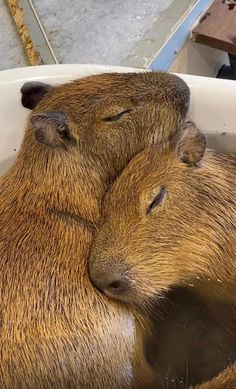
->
(103, 109, 131, 122)
(146, 186, 166, 215)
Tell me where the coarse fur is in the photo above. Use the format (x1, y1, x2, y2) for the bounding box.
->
(190, 363, 236, 389)
(0, 71, 189, 388)
(89, 122, 236, 388)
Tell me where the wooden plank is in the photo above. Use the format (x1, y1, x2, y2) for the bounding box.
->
(192, 0, 236, 55)
(6, 0, 40, 65)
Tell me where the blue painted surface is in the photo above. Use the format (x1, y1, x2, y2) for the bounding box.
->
(148, 0, 213, 71)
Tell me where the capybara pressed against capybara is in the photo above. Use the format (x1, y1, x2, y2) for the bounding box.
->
(0, 71, 190, 388)
(89, 122, 236, 388)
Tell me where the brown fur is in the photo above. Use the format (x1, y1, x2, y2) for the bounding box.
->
(89, 122, 236, 388)
(190, 364, 236, 389)
(0, 71, 189, 388)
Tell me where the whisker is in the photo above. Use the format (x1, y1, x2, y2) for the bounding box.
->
(184, 356, 189, 389)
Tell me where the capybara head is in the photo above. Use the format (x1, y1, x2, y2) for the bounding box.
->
(89, 122, 230, 304)
(19, 72, 189, 188)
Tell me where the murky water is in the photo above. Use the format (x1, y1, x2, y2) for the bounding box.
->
(147, 288, 236, 388)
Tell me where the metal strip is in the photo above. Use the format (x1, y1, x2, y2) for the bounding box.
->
(18, 0, 58, 65)
(148, 0, 214, 71)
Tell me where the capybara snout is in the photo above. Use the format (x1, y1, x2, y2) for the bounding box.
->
(90, 254, 132, 296)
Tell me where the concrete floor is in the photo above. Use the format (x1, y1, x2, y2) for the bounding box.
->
(0, 0, 196, 71)
(33, 0, 174, 65)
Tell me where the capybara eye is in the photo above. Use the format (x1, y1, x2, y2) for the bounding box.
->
(103, 109, 131, 122)
(146, 186, 166, 215)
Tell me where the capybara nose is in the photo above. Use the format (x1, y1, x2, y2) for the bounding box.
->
(90, 270, 130, 296)
(105, 278, 130, 295)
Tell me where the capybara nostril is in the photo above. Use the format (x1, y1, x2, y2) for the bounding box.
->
(109, 280, 121, 289)
(91, 272, 130, 296)
(106, 279, 130, 295)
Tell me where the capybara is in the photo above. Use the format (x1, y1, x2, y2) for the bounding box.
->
(89, 122, 236, 388)
(0, 71, 190, 388)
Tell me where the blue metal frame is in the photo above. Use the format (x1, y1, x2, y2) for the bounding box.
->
(148, 0, 213, 71)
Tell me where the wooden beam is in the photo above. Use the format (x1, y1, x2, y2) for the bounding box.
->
(192, 0, 236, 55)
(6, 0, 40, 65)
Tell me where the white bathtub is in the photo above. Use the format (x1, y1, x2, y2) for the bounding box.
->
(0, 64, 235, 175)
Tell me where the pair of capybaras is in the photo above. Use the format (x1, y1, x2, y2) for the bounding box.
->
(0, 71, 235, 388)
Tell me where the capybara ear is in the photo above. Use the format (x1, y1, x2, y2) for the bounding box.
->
(30, 111, 73, 148)
(20, 82, 53, 110)
(176, 121, 206, 165)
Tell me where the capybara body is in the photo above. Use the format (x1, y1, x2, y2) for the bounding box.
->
(89, 123, 236, 388)
(0, 72, 190, 388)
